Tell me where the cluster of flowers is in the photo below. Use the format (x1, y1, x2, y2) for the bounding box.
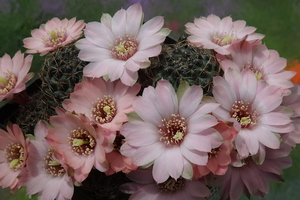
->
(0, 3, 299, 200)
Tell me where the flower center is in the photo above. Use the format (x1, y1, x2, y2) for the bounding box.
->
(4, 143, 24, 171)
(0, 71, 16, 95)
(90, 95, 117, 124)
(44, 149, 65, 177)
(212, 31, 236, 46)
(231, 100, 258, 128)
(243, 61, 266, 80)
(68, 127, 96, 156)
(208, 147, 221, 158)
(42, 28, 67, 47)
(113, 131, 125, 152)
(110, 35, 138, 60)
(158, 114, 187, 146)
(157, 177, 185, 192)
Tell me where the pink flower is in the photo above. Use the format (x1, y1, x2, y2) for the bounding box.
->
(23, 17, 85, 56)
(120, 80, 223, 183)
(105, 151, 137, 175)
(0, 51, 34, 101)
(217, 41, 296, 94)
(185, 14, 264, 55)
(24, 121, 75, 200)
(76, 3, 171, 86)
(120, 167, 211, 200)
(212, 68, 293, 161)
(62, 77, 140, 132)
(214, 143, 292, 200)
(0, 123, 29, 191)
(46, 111, 109, 182)
(193, 121, 235, 178)
(281, 84, 300, 146)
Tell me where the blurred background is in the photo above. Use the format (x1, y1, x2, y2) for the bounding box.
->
(0, 0, 299, 199)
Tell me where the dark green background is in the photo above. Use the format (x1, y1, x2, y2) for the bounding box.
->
(0, 0, 299, 199)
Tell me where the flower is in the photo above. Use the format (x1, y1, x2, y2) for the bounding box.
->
(212, 68, 293, 161)
(193, 121, 235, 178)
(217, 41, 296, 94)
(23, 17, 85, 56)
(120, 80, 223, 183)
(46, 111, 109, 182)
(185, 14, 264, 55)
(281, 84, 300, 147)
(119, 167, 211, 200)
(105, 132, 137, 175)
(0, 123, 29, 191)
(0, 51, 34, 101)
(62, 77, 140, 132)
(24, 121, 75, 200)
(76, 3, 171, 86)
(214, 143, 292, 200)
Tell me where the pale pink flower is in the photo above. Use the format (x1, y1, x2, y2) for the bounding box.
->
(23, 17, 85, 56)
(120, 80, 223, 183)
(24, 121, 75, 200)
(0, 123, 29, 191)
(76, 3, 171, 86)
(193, 121, 235, 178)
(214, 143, 292, 200)
(217, 41, 296, 94)
(212, 68, 293, 161)
(46, 111, 109, 182)
(120, 167, 211, 200)
(281, 84, 300, 146)
(0, 51, 34, 101)
(185, 14, 264, 55)
(62, 77, 140, 132)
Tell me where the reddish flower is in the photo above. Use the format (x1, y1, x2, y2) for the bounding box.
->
(0, 123, 29, 191)
(23, 17, 85, 56)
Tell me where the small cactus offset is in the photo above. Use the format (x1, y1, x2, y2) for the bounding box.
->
(138, 34, 223, 96)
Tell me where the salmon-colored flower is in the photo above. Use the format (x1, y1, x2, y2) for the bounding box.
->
(0, 51, 34, 101)
(76, 3, 170, 86)
(0, 123, 29, 191)
(24, 121, 75, 200)
(185, 14, 264, 55)
(62, 77, 140, 132)
(193, 121, 235, 178)
(46, 112, 109, 182)
(23, 17, 85, 56)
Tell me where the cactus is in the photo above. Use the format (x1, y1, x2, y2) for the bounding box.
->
(15, 42, 87, 135)
(138, 34, 223, 96)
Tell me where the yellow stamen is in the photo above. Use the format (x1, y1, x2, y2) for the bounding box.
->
(72, 139, 89, 146)
(9, 159, 19, 169)
(0, 76, 8, 85)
